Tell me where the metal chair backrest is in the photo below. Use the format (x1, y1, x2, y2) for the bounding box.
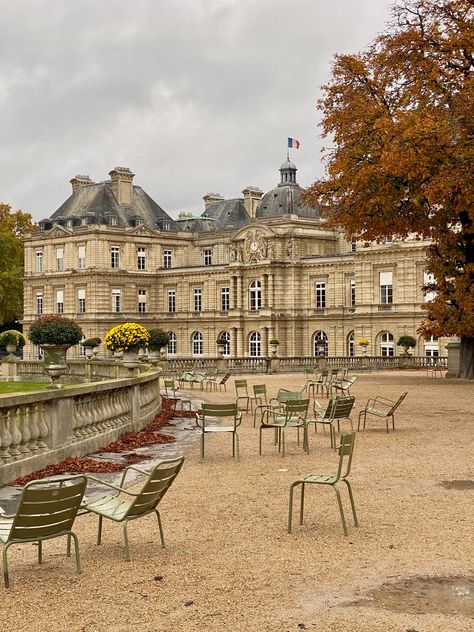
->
(283, 398, 310, 422)
(199, 403, 240, 430)
(253, 384, 267, 400)
(277, 389, 303, 404)
(164, 379, 177, 396)
(320, 396, 355, 421)
(389, 392, 408, 414)
(128, 457, 184, 519)
(234, 379, 248, 396)
(9, 475, 87, 542)
(336, 433, 356, 480)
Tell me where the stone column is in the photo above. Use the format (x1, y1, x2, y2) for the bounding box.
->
(446, 341, 460, 378)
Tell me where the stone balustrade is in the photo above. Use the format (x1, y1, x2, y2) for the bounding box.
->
(0, 370, 162, 486)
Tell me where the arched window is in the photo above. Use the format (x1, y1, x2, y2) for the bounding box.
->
(192, 331, 203, 356)
(167, 332, 177, 355)
(380, 332, 394, 357)
(218, 331, 230, 356)
(347, 331, 355, 357)
(249, 280, 262, 311)
(313, 331, 328, 357)
(249, 331, 261, 357)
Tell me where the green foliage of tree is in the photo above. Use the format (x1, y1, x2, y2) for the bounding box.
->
(304, 0, 474, 378)
(0, 203, 36, 325)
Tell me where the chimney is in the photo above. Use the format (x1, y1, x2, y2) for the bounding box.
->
(108, 167, 135, 206)
(203, 192, 224, 211)
(242, 186, 263, 218)
(70, 175, 94, 193)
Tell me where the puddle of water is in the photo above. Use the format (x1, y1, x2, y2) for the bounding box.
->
(440, 480, 474, 491)
(349, 575, 474, 618)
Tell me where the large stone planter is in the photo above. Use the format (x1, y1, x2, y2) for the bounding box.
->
(41, 344, 71, 389)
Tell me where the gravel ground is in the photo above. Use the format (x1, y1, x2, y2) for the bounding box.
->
(1, 371, 473, 632)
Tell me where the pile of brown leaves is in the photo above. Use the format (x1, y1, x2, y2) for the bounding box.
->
(12, 397, 195, 486)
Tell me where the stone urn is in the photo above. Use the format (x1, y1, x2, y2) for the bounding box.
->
(359, 344, 368, 356)
(5, 343, 17, 355)
(84, 346, 94, 359)
(92, 346, 100, 359)
(122, 350, 140, 370)
(148, 349, 161, 366)
(41, 344, 71, 389)
(269, 342, 279, 356)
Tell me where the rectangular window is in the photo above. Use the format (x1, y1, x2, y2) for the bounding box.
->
(36, 292, 43, 314)
(193, 288, 202, 312)
(163, 250, 172, 269)
(138, 289, 147, 313)
(423, 271, 436, 302)
(167, 332, 176, 355)
(35, 251, 43, 272)
(112, 289, 121, 313)
(111, 246, 120, 269)
(78, 289, 86, 314)
(351, 242, 357, 252)
(56, 289, 64, 314)
(350, 280, 356, 307)
(56, 247, 64, 272)
(168, 290, 176, 313)
(203, 249, 212, 266)
(221, 287, 230, 312)
(315, 282, 326, 309)
(380, 271, 393, 304)
(137, 247, 146, 271)
(78, 246, 86, 270)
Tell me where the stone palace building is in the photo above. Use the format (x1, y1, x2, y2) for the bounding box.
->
(22, 160, 443, 360)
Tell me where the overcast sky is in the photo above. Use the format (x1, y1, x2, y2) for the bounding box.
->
(1, 0, 393, 222)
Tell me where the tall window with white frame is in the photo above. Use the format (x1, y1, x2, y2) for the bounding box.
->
(313, 331, 328, 357)
(249, 280, 262, 311)
(423, 271, 436, 302)
(249, 331, 261, 357)
(111, 246, 120, 269)
(78, 245, 86, 270)
(112, 289, 121, 313)
(163, 249, 172, 269)
(347, 331, 355, 357)
(350, 280, 356, 307)
(193, 288, 202, 312)
(315, 282, 326, 309)
(36, 291, 43, 314)
(56, 247, 64, 272)
(424, 335, 439, 361)
(192, 332, 203, 356)
(56, 289, 64, 314)
(221, 286, 230, 312)
(380, 332, 394, 356)
(79, 335, 86, 357)
(35, 250, 43, 273)
(138, 289, 147, 314)
(380, 271, 393, 304)
(137, 247, 146, 271)
(78, 289, 86, 314)
(167, 332, 177, 355)
(168, 289, 176, 313)
(219, 331, 231, 356)
(203, 249, 212, 266)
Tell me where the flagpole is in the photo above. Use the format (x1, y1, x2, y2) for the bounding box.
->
(287, 138, 290, 160)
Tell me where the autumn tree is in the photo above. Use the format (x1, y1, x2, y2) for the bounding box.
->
(0, 203, 36, 325)
(305, 0, 474, 378)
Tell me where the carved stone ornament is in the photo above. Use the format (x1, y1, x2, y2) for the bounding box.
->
(243, 230, 268, 263)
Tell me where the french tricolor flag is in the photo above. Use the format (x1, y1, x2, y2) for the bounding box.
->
(288, 137, 300, 149)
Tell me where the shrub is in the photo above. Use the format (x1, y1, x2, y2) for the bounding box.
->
(148, 329, 170, 351)
(269, 339, 280, 345)
(397, 335, 416, 349)
(28, 315, 83, 346)
(104, 323, 150, 353)
(81, 337, 102, 347)
(0, 330, 26, 348)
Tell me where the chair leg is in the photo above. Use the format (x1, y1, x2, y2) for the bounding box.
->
(69, 531, 81, 574)
(334, 485, 348, 536)
(282, 428, 285, 457)
(299, 482, 305, 525)
(122, 521, 131, 561)
(288, 481, 300, 533)
(3, 543, 11, 588)
(66, 534, 71, 557)
(259, 426, 263, 455)
(234, 432, 240, 460)
(343, 480, 359, 527)
(97, 515, 103, 545)
(155, 510, 165, 547)
(38, 540, 43, 564)
(200, 432, 205, 462)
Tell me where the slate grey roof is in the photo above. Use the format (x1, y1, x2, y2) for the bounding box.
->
(175, 216, 218, 232)
(256, 184, 319, 219)
(49, 182, 178, 230)
(200, 198, 251, 230)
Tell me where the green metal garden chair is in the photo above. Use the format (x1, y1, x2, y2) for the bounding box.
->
(84, 457, 184, 561)
(0, 474, 87, 588)
(234, 379, 251, 412)
(305, 396, 355, 451)
(251, 384, 268, 427)
(288, 433, 358, 536)
(332, 375, 358, 396)
(259, 398, 310, 457)
(358, 392, 408, 432)
(195, 403, 242, 461)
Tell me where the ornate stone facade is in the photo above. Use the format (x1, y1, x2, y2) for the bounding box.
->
(22, 161, 446, 360)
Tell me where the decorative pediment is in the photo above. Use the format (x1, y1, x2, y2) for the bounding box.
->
(126, 225, 160, 238)
(44, 225, 72, 239)
(230, 225, 276, 264)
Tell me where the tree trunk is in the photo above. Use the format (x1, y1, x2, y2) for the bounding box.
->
(459, 336, 474, 379)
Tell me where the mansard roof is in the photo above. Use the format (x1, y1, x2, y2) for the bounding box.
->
(200, 198, 251, 230)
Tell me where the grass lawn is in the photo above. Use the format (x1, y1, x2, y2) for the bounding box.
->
(0, 381, 48, 394)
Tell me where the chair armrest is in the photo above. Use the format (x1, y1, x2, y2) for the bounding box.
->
(85, 475, 140, 497)
(0, 506, 15, 518)
(195, 413, 204, 428)
(235, 412, 243, 428)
